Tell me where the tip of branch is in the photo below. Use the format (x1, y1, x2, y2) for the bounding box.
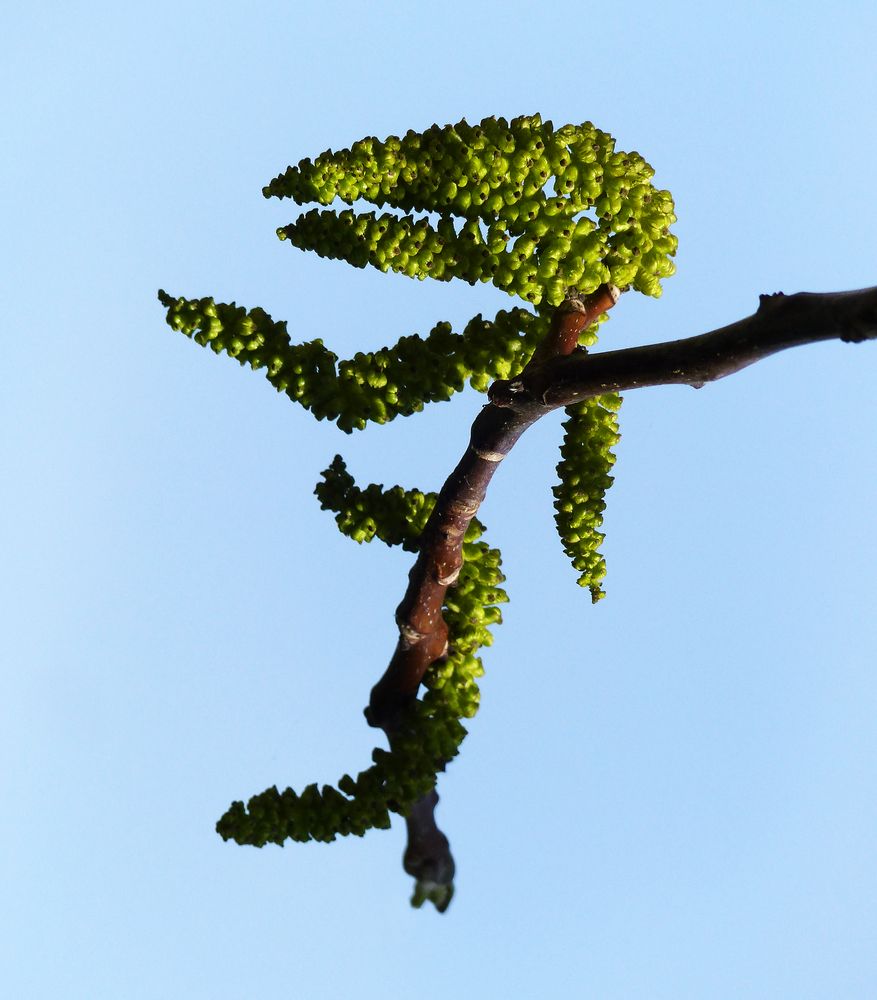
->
(563, 283, 622, 319)
(410, 878, 454, 913)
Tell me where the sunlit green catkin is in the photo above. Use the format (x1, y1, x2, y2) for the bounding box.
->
(216, 459, 507, 849)
(268, 114, 677, 307)
(159, 290, 551, 432)
(552, 394, 622, 601)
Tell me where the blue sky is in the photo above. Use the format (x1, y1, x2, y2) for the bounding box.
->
(3, 2, 876, 997)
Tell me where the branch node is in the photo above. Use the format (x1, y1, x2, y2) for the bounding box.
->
(487, 379, 526, 406)
(758, 291, 785, 312)
(436, 567, 461, 586)
(448, 498, 480, 518)
(398, 623, 426, 648)
(473, 447, 507, 463)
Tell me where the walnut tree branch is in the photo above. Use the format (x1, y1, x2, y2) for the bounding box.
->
(366, 285, 623, 732)
(373, 283, 877, 904)
(513, 285, 877, 408)
(368, 286, 623, 900)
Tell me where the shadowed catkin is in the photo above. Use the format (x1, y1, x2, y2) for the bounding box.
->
(215, 459, 507, 847)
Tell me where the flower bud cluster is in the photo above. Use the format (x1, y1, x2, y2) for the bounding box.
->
(216, 459, 507, 847)
(159, 290, 549, 431)
(552, 394, 622, 601)
(269, 115, 677, 305)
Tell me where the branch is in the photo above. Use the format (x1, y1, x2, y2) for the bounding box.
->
(378, 283, 877, 906)
(369, 286, 622, 905)
(502, 285, 877, 408)
(367, 286, 623, 731)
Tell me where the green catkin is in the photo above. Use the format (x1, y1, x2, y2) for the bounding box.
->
(161, 112, 679, 909)
(552, 394, 622, 602)
(158, 290, 551, 432)
(267, 114, 677, 306)
(215, 459, 508, 848)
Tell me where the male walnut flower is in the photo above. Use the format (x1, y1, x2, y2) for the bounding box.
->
(159, 114, 679, 909)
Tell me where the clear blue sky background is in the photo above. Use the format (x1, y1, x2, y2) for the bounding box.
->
(3, 2, 876, 997)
